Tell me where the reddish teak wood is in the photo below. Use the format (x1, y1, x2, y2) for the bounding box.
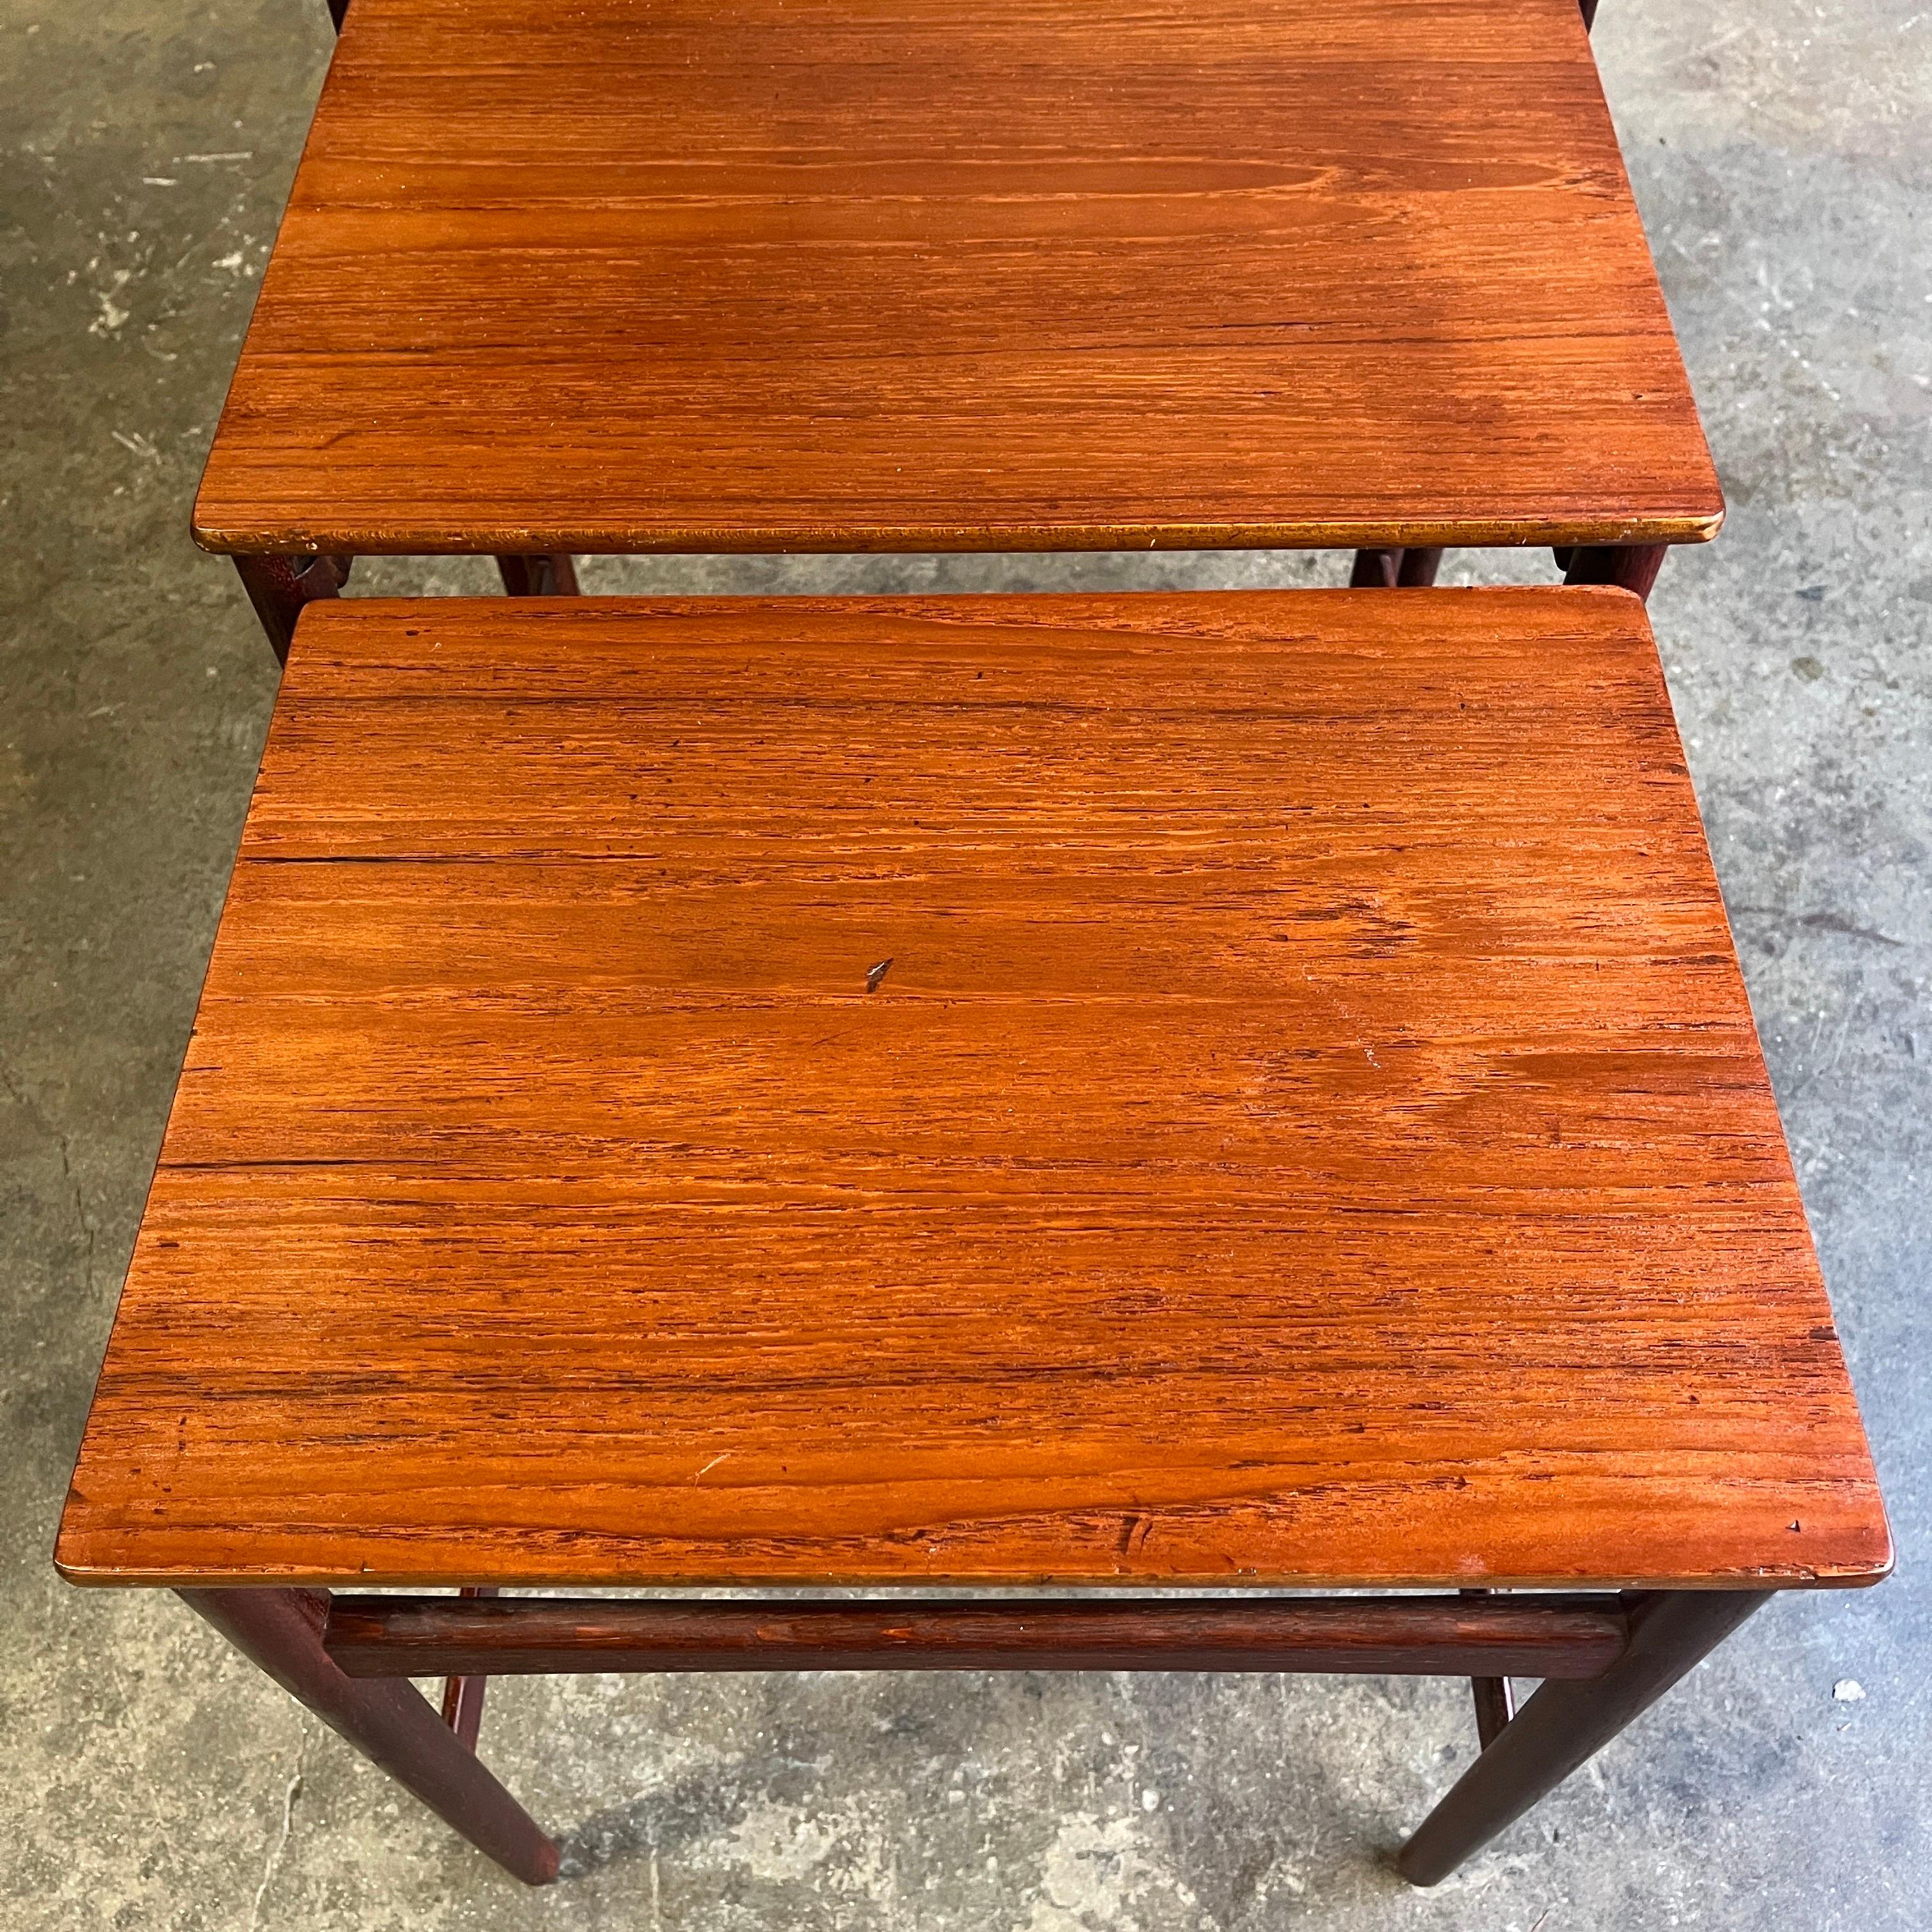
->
(197, 0, 1720, 560)
(322, 1594, 1630, 1679)
(57, 590, 1884, 1593)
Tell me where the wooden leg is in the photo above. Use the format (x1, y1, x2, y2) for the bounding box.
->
(1349, 549, 1443, 588)
(1562, 542, 1667, 602)
(1462, 1587, 1514, 1748)
(1469, 1674, 1515, 1749)
(441, 1671, 491, 1754)
(441, 1586, 498, 1753)
(179, 1588, 558, 1887)
(233, 554, 351, 665)
(496, 555, 581, 597)
(1397, 1590, 1770, 1886)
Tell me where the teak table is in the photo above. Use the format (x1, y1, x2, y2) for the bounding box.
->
(205, 0, 1722, 656)
(59, 590, 1886, 1885)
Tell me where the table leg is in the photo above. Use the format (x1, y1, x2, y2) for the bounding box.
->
(1396, 1589, 1769, 1885)
(1469, 1673, 1515, 1749)
(1562, 542, 1667, 602)
(496, 556, 581, 597)
(441, 1586, 498, 1752)
(178, 1588, 559, 1886)
(1353, 548, 1443, 588)
(1460, 1586, 1514, 1748)
(233, 555, 352, 665)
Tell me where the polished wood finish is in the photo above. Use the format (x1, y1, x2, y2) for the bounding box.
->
(323, 1593, 1630, 1679)
(195, 0, 1721, 560)
(1398, 1590, 1770, 1883)
(57, 590, 1885, 1592)
(178, 1587, 558, 1885)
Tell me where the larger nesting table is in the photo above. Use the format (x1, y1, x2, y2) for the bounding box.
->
(59, 589, 1885, 1884)
(203, 0, 1722, 654)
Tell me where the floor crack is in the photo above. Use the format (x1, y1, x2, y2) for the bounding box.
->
(247, 1744, 305, 1932)
(52, 1118, 97, 1298)
(0, 1061, 98, 1294)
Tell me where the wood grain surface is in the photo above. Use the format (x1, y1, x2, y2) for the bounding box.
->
(194, 0, 1722, 557)
(57, 590, 1884, 1590)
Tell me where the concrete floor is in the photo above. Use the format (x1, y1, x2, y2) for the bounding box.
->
(3, 1, 1928, 1925)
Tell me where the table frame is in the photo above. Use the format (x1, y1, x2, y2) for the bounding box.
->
(178, 1583, 1769, 1885)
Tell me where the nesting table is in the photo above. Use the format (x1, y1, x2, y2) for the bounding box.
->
(205, 0, 1721, 654)
(59, 590, 1887, 1883)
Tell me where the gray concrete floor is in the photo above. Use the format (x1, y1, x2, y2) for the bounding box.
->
(3, 1, 1927, 1925)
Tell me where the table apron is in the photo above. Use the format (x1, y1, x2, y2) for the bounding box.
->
(320, 1593, 1631, 1680)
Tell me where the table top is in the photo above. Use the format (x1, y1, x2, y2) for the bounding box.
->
(58, 590, 1885, 1591)
(193, 0, 1722, 560)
